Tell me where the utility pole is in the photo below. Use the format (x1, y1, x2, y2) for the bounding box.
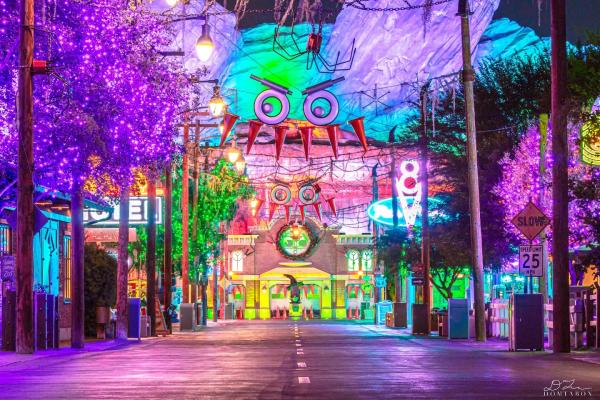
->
(182, 115, 190, 304)
(163, 165, 173, 332)
(147, 175, 157, 336)
(538, 114, 549, 304)
(458, 0, 486, 341)
(116, 188, 129, 339)
(16, 0, 35, 354)
(550, 0, 570, 353)
(70, 181, 85, 348)
(420, 85, 431, 334)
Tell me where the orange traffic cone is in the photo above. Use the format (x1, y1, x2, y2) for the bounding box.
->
(277, 306, 281, 319)
(302, 307, 307, 320)
(347, 308, 352, 319)
(283, 308, 288, 319)
(310, 306, 314, 319)
(355, 306, 360, 319)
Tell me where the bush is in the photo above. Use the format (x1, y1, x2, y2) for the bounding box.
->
(84, 244, 117, 337)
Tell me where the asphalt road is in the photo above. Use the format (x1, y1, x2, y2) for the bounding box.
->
(0, 320, 598, 399)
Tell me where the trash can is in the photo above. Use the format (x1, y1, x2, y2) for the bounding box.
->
(509, 294, 543, 351)
(448, 299, 469, 339)
(224, 303, 235, 320)
(179, 303, 196, 331)
(127, 298, 141, 339)
(393, 302, 408, 328)
(375, 301, 393, 325)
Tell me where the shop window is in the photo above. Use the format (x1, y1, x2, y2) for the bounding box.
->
(64, 236, 71, 301)
(361, 250, 373, 271)
(231, 250, 243, 272)
(0, 224, 10, 254)
(346, 249, 360, 272)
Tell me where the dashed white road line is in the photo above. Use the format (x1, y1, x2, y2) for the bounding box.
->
(297, 362, 307, 368)
(298, 377, 311, 384)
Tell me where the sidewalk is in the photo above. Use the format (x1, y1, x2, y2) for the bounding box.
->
(0, 336, 160, 369)
(359, 322, 600, 365)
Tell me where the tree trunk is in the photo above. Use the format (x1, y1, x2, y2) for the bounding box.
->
(550, 0, 570, 353)
(146, 176, 157, 336)
(182, 118, 190, 303)
(459, 3, 486, 342)
(201, 268, 208, 326)
(213, 260, 218, 322)
(16, 0, 35, 355)
(116, 188, 129, 339)
(163, 165, 173, 332)
(420, 86, 431, 334)
(70, 182, 85, 348)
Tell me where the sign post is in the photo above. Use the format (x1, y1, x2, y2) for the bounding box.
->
(512, 202, 550, 294)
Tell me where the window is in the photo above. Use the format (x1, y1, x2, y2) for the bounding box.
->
(64, 236, 71, 301)
(231, 250, 244, 272)
(346, 249, 360, 272)
(362, 250, 373, 271)
(0, 224, 10, 255)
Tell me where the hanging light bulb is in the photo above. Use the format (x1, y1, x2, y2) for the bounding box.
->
(225, 140, 241, 164)
(195, 22, 215, 62)
(208, 85, 225, 118)
(165, 0, 178, 6)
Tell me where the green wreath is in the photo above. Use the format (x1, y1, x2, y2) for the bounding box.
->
(276, 223, 319, 260)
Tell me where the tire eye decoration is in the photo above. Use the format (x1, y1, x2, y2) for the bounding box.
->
(251, 74, 291, 125)
(302, 77, 344, 126)
(270, 183, 292, 205)
(298, 183, 320, 205)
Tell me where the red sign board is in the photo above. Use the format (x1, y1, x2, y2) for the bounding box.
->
(511, 201, 550, 241)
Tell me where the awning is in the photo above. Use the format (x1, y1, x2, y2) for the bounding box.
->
(260, 266, 331, 281)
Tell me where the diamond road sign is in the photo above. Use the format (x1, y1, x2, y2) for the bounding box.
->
(511, 201, 550, 241)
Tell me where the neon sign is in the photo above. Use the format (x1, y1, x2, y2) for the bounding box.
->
(83, 197, 163, 226)
(367, 160, 445, 227)
(395, 160, 421, 227)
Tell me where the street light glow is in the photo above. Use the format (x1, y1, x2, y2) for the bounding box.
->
(195, 24, 215, 62)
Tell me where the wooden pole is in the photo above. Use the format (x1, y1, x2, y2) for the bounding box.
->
(147, 176, 157, 336)
(16, 0, 35, 354)
(539, 114, 549, 305)
(191, 137, 200, 303)
(163, 165, 173, 332)
(182, 116, 190, 304)
(550, 0, 570, 353)
(390, 157, 399, 229)
(116, 188, 129, 339)
(70, 182, 85, 348)
(458, 0, 486, 341)
(420, 86, 431, 334)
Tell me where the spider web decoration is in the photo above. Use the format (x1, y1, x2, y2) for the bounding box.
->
(359, 84, 392, 117)
(272, 7, 356, 74)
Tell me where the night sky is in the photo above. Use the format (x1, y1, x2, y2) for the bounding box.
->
(219, 0, 600, 42)
(497, 0, 600, 42)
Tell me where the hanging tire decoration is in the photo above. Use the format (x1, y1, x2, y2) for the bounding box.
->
(270, 184, 292, 205)
(298, 183, 319, 205)
(251, 75, 291, 125)
(302, 77, 344, 126)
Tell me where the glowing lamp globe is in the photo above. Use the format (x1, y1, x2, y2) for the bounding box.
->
(235, 159, 246, 174)
(225, 146, 241, 164)
(208, 86, 225, 118)
(165, 0, 178, 6)
(195, 24, 215, 62)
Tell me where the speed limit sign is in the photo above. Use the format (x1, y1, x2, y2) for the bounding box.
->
(519, 245, 544, 277)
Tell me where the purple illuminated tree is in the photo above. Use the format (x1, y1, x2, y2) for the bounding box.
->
(1, 0, 189, 346)
(493, 124, 599, 283)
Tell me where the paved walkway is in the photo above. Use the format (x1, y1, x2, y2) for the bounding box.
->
(0, 320, 598, 399)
